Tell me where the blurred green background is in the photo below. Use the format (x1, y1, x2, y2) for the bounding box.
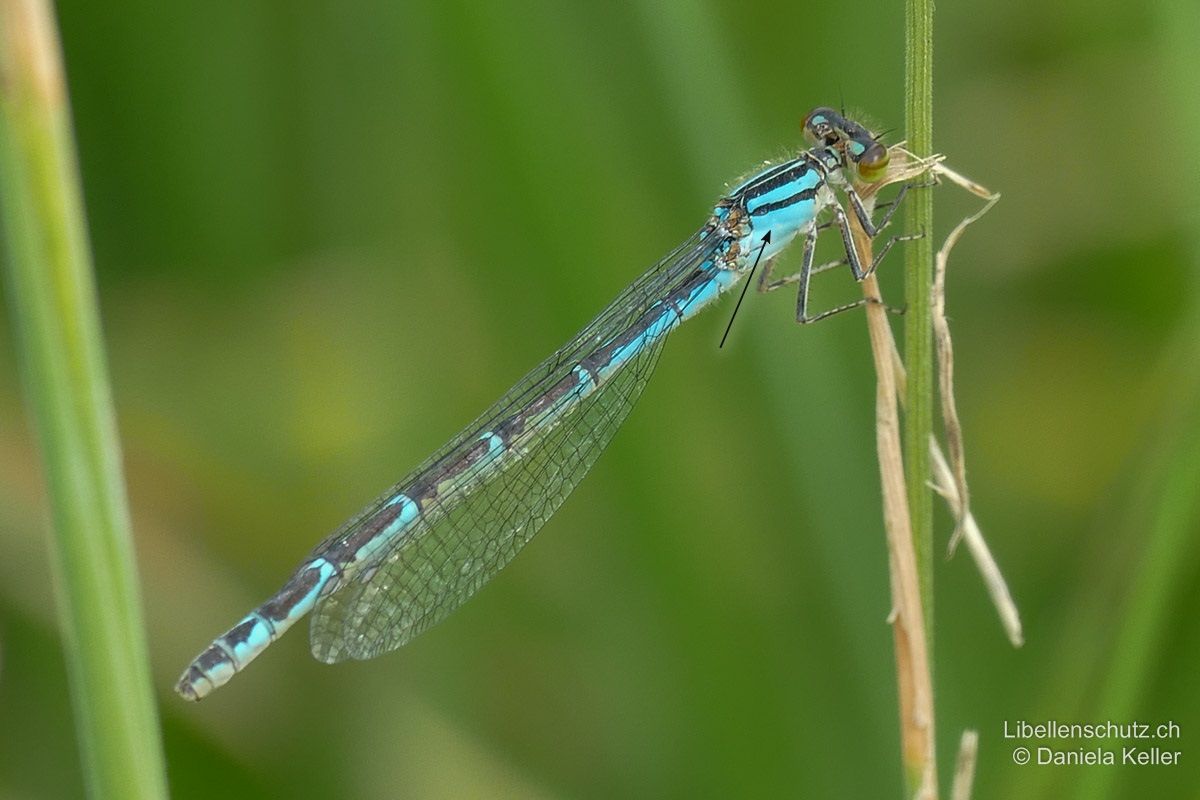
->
(2, 0, 1198, 797)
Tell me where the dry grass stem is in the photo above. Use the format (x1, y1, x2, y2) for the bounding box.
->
(926, 176, 1023, 646)
(850, 147, 1022, 795)
(930, 442, 1024, 646)
(932, 185, 998, 548)
(875, 149, 1023, 648)
(851, 148, 938, 799)
(950, 730, 980, 800)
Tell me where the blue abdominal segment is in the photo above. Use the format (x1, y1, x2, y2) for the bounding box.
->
(176, 558, 338, 700)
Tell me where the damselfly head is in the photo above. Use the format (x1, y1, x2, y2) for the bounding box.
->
(802, 107, 890, 184)
(802, 107, 842, 147)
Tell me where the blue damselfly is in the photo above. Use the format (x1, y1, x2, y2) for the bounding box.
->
(177, 108, 912, 700)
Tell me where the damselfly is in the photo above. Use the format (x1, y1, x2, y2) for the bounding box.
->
(177, 108, 913, 700)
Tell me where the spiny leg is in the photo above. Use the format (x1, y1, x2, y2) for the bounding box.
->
(756, 193, 918, 323)
(757, 257, 847, 293)
(753, 221, 906, 324)
(831, 201, 923, 281)
(835, 179, 938, 279)
(796, 296, 905, 325)
(766, 180, 934, 323)
(751, 225, 819, 323)
(751, 226, 837, 323)
(844, 182, 906, 237)
(779, 227, 903, 324)
(843, 178, 935, 237)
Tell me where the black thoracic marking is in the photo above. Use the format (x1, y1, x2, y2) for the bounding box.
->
(733, 158, 805, 198)
(749, 187, 819, 218)
(323, 500, 409, 565)
(260, 564, 327, 621)
(738, 159, 811, 201)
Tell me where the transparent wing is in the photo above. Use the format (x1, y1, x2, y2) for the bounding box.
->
(308, 229, 725, 662)
(310, 333, 667, 661)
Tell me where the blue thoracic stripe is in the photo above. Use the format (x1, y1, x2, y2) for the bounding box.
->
(731, 156, 823, 263)
(744, 167, 818, 213)
(749, 188, 817, 218)
(751, 194, 818, 255)
(175, 118, 862, 700)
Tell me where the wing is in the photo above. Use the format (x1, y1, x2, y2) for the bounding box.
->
(308, 227, 728, 662)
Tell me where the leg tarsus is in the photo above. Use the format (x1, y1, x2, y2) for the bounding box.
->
(757, 256, 846, 294)
(797, 296, 905, 325)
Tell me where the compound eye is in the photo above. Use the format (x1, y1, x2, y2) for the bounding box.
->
(856, 145, 889, 183)
(802, 108, 839, 145)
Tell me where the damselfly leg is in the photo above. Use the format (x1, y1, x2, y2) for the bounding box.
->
(757, 193, 921, 323)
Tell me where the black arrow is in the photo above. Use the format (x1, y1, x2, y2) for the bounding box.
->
(718, 230, 771, 349)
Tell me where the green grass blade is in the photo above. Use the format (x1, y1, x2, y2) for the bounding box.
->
(902, 1, 936, 796)
(0, 2, 169, 798)
(904, 0, 935, 647)
(1069, 2, 1200, 797)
